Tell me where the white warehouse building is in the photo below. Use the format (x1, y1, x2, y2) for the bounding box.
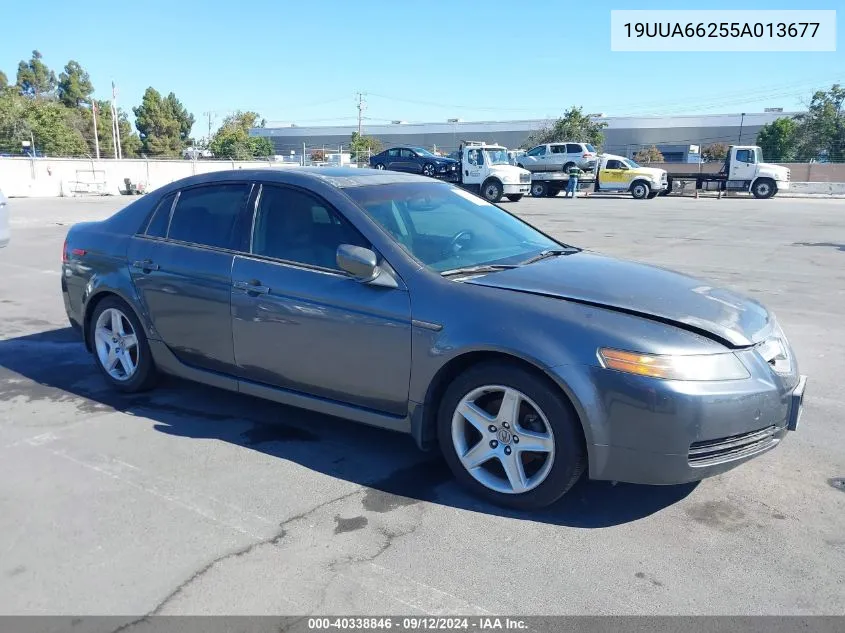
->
(251, 111, 799, 163)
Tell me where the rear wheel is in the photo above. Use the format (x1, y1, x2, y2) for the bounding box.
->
(438, 362, 586, 510)
(562, 162, 575, 171)
(481, 179, 503, 203)
(505, 194, 523, 202)
(631, 181, 651, 200)
(531, 182, 548, 198)
(89, 296, 158, 393)
(375, 163, 386, 170)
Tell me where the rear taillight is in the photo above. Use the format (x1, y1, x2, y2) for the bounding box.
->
(62, 237, 68, 263)
(583, 153, 595, 158)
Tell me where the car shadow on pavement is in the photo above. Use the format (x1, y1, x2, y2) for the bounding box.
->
(0, 328, 698, 528)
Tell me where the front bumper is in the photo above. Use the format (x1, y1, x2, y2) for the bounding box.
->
(555, 356, 807, 486)
(503, 183, 530, 195)
(777, 179, 790, 191)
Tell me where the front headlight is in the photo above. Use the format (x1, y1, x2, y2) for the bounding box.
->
(598, 348, 750, 381)
(756, 323, 792, 375)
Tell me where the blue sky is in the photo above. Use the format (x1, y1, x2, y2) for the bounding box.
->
(1, 0, 841, 138)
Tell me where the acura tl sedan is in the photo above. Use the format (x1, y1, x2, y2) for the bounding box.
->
(61, 168, 806, 509)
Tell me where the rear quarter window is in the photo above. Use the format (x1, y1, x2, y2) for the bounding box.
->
(144, 193, 176, 238)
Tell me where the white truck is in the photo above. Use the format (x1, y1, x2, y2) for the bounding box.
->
(454, 141, 597, 202)
(662, 145, 790, 199)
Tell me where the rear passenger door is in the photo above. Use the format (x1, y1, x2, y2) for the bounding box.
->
(127, 182, 253, 374)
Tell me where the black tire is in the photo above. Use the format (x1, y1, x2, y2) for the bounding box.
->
(659, 177, 673, 196)
(530, 181, 548, 198)
(422, 163, 436, 178)
(630, 180, 651, 200)
(481, 179, 503, 203)
(751, 178, 776, 199)
(505, 194, 523, 202)
(88, 296, 158, 393)
(548, 187, 560, 198)
(562, 162, 575, 171)
(437, 362, 586, 510)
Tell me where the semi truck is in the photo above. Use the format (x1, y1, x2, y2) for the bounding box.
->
(661, 145, 790, 199)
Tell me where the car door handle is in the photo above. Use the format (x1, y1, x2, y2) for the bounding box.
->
(233, 280, 270, 295)
(132, 259, 159, 271)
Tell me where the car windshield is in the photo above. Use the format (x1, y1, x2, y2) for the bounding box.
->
(623, 158, 641, 168)
(483, 149, 510, 165)
(413, 147, 435, 157)
(344, 182, 560, 273)
(586, 144, 597, 153)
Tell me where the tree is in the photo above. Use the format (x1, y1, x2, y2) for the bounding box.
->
(76, 100, 141, 158)
(0, 89, 87, 156)
(133, 87, 184, 156)
(634, 145, 664, 163)
(522, 107, 606, 149)
(756, 118, 799, 162)
(0, 71, 7, 91)
(208, 111, 274, 160)
(165, 92, 195, 147)
(702, 143, 728, 162)
(57, 60, 94, 108)
(794, 84, 845, 162)
(349, 131, 381, 163)
(16, 50, 57, 99)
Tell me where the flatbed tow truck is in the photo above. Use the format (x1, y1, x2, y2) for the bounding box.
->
(661, 145, 790, 199)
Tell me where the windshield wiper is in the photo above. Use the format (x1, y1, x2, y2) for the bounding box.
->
(519, 248, 578, 265)
(441, 264, 518, 277)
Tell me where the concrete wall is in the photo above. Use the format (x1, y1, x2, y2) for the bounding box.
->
(0, 157, 298, 198)
(640, 162, 845, 182)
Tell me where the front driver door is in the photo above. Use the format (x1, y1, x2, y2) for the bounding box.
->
(599, 159, 628, 191)
(729, 148, 757, 182)
(231, 183, 412, 416)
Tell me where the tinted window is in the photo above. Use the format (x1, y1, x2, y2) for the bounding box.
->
(167, 184, 250, 249)
(606, 160, 623, 169)
(145, 192, 176, 238)
(526, 146, 545, 157)
(549, 145, 566, 154)
(566, 144, 583, 153)
(388, 148, 400, 157)
(400, 149, 415, 159)
(252, 185, 368, 270)
(346, 183, 559, 273)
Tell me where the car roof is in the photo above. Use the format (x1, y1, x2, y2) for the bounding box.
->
(153, 167, 436, 193)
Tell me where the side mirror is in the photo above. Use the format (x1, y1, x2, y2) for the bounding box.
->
(336, 244, 398, 289)
(337, 244, 378, 281)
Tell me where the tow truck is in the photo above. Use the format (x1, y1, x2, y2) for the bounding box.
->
(455, 141, 601, 202)
(661, 145, 790, 199)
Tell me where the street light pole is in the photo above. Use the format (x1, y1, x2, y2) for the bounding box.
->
(738, 112, 746, 144)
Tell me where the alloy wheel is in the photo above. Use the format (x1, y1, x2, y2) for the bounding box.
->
(93, 307, 140, 381)
(423, 164, 435, 177)
(451, 385, 556, 494)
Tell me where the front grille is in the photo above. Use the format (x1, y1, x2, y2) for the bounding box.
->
(688, 425, 779, 467)
(519, 173, 531, 183)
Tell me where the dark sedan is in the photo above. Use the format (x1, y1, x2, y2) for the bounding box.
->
(369, 146, 459, 180)
(61, 168, 806, 509)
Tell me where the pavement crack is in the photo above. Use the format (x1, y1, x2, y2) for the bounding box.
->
(109, 488, 363, 631)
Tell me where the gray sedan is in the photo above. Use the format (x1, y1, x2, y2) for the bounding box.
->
(61, 168, 807, 509)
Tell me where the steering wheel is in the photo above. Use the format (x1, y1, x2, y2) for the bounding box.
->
(448, 230, 474, 255)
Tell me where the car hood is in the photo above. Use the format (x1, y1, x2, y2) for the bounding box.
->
(758, 162, 790, 179)
(466, 251, 772, 347)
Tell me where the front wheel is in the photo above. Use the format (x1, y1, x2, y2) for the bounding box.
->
(505, 194, 523, 202)
(481, 179, 503, 203)
(422, 163, 436, 178)
(751, 178, 776, 199)
(631, 181, 651, 200)
(438, 362, 586, 510)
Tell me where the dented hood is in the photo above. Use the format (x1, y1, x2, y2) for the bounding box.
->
(466, 251, 772, 347)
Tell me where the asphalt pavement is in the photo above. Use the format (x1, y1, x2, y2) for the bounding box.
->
(0, 193, 843, 617)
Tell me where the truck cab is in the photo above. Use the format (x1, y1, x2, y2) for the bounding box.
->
(595, 154, 669, 199)
(458, 142, 531, 203)
(722, 145, 790, 199)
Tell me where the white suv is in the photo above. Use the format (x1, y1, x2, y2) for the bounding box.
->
(0, 189, 8, 248)
(517, 142, 598, 173)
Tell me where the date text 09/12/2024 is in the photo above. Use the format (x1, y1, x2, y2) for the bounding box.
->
(307, 617, 528, 630)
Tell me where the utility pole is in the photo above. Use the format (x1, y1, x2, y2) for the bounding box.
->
(738, 112, 746, 144)
(203, 111, 214, 145)
(356, 92, 366, 138)
(91, 100, 100, 160)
